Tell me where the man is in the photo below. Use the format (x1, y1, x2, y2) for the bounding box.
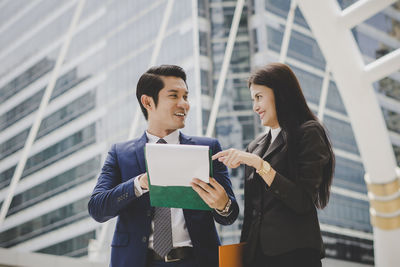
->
(88, 65, 239, 267)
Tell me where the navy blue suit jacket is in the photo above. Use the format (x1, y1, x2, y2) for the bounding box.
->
(88, 132, 239, 267)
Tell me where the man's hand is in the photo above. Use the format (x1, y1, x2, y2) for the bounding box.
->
(139, 173, 149, 190)
(191, 177, 229, 211)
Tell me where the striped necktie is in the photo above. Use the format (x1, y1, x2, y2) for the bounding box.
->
(153, 138, 173, 257)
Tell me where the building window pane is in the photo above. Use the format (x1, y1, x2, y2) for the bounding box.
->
(4, 157, 100, 216)
(0, 124, 96, 189)
(376, 76, 400, 102)
(37, 231, 96, 257)
(324, 116, 360, 155)
(0, 197, 90, 247)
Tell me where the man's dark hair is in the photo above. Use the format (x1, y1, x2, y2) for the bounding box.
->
(136, 65, 187, 120)
(248, 63, 335, 209)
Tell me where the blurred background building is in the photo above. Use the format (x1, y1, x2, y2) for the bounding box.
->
(0, 0, 399, 266)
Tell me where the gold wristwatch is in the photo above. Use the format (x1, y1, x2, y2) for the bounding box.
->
(218, 198, 232, 213)
(256, 160, 271, 176)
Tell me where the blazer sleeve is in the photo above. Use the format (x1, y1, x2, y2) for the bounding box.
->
(88, 144, 140, 223)
(240, 148, 252, 242)
(210, 140, 239, 225)
(268, 123, 331, 214)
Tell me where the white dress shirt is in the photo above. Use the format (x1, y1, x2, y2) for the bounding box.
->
(133, 130, 192, 249)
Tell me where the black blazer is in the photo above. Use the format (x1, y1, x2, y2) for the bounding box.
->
(240, 120, 331, 262)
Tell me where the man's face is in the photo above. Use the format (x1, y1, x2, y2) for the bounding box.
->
(147, 76, 190, 135)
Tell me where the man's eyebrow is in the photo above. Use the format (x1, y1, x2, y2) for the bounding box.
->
(167, 89, 189, 94)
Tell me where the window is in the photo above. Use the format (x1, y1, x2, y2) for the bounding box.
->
(318, 193, 371, 232)
(0, 197, 90, 248)
(326, 81, 347, 115)
(333, 156, 367, 193)
(354, 30, 395, 60)
(201, 69, 211, 95)
(0, 58, 54, 103)
(364, 11, 400, 37)
(4, 157, 100, 216)
(37, 231, 96, 257)
(288, 30, 326, 69)
(382, 108, 400, 134)
(324, 116, 360, 155)
(321, 232, 374, 265)
(230, 41, 250, 73)
(198, 0, 208, 18)
(251, 28, 259, 53)
(376, 76, 400, 102)
(0, 68, 89, 132)
(0, 124, 96, 190)
(290, 66, 322, 105)
(0, 91, 96, 160)
(199, 31, 209, 56)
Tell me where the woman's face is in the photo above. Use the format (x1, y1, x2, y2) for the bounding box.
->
(250, 84, 279, 129)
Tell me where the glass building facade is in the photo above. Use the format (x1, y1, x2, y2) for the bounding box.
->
(0, 0, 202, 257)
(1, 0, 399, 266)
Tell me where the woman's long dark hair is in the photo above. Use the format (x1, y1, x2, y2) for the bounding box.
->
(248, 63, 335, 209)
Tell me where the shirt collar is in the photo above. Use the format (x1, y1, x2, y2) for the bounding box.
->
(145, 130, 180, 144)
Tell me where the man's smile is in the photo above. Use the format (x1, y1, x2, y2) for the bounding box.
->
(174, 111, 186, 117)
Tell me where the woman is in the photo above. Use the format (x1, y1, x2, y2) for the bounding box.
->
(213, 63, 334, 267)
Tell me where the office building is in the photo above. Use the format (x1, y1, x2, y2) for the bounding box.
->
(0, 0, 399, 266)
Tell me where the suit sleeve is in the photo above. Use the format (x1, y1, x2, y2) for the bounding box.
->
(268, 124, 331, 214)
(88, 144, 141, 222)
(240, 148, 252, 242)
(210, 140, 239, 225)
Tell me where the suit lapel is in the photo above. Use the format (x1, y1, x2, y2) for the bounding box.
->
(246, 133, 269, 181)
(253, 133, 270, 157)
(179, 132, 195, 145)
(262, 131, 284, 159)
(248, 131, 284, 178)
(134, 132, 148, 173)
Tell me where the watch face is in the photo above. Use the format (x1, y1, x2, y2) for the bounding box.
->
(264, 161, 270, 172)
(224, 199, 231, 212)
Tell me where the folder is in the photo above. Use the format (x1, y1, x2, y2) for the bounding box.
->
(145, 143, 213, 210)
(219, 242, 246, 267)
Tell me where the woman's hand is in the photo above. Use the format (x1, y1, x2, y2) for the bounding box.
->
(212, 149, 263, 169)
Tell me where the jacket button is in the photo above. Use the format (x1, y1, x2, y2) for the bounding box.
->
(142, 236, 147, 242)
(274, 190, 279, 194)
(147, 210, 151, 217)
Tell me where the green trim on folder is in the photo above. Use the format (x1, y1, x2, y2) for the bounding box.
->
(209, 148, 213, 178)
(149, 185, 211, 210)
(144, 145, 212, 210)
(144, 146, 151, 187)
